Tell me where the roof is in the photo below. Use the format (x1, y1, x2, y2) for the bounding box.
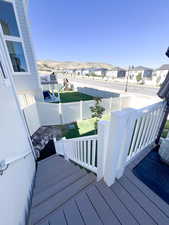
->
(132, 66, 153, 71)
(111, 67, 126, 71)
(156, 64, 169, 71)
(93, 68, 108, 71)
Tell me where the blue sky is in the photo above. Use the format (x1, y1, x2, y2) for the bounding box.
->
(29, 0, 169, 68)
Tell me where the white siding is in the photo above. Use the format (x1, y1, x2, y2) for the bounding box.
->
(13, 0, 42, 99)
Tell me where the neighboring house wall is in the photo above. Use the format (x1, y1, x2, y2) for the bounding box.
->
(117, 70, 126, 78)
(154, 70, 169, 84)
(82, 69, 90, 75)
(143, 69, 153, 79)
(127, 69, 153, 81)
(106, 70, 117, 78)
(106, 70, 126, 79)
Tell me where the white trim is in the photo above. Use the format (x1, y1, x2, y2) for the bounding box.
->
(22, 0, 41, 87)
(0, 0, 30, 74)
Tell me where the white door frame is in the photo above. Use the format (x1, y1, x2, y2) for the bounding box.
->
(0, 31, 37, 160)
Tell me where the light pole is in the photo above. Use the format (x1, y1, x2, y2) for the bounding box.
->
(125, 65, 130, 92)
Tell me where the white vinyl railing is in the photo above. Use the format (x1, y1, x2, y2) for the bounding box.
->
(103, 100, 167, 186)
(54, 135, 98, 173)
(54, 100, 167, 186)
(127, 100, 166, 161)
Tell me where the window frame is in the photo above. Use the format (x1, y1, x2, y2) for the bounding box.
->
(0, 0, 30, 75)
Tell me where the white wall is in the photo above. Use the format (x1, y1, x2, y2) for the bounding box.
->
(0, 82, 35, 225)
(0, 154, 35, 225)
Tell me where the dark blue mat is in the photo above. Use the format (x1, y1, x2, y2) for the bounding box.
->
(133, 151, 169, 205)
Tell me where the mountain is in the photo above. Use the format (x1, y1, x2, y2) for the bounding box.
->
(37, 60, 114, 73)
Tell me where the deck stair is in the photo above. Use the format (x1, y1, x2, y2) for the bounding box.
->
(29, 151, 169, 225)
(29, 155, 96, 225)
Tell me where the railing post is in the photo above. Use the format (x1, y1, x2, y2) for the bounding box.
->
(97, 120, 110, 181)
(103, 108, 136, 186)
(59, 102, 63, 124)
(109, 97, 113, 112)
(80, 100, 83, 120)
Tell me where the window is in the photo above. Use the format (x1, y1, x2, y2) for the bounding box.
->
(6, 41, 28, 72)
(0, 1, 20, 37)
(0, 1, 29, 73)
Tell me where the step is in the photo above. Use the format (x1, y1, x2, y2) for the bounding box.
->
(29, 173, 96, 225)
(34, 164, 81, 194)
(35, 158, 78, 186)
(37, 154, 59, 166)
(32, 169, 87, 208)
(36, 156, 65, 176)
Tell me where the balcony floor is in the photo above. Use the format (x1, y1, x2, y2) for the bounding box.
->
(29, 147, 169, 225)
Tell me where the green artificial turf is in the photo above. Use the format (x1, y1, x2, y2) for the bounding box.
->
(65, 114, 110, 139)
(56, 91, 94, 103)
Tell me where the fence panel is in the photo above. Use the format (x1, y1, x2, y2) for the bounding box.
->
(62, 102, 81, 123)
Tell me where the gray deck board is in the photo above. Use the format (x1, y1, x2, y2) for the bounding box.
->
(111, 181, 156, 225)
(30, 147, 169, 225)
(48, 209, 67, 225)
(86, 185, 121, 225)
(37, 154, 58, 166)
(34, 165, 80, 194)
(32, 169, 87, 208)
(75, 192, 103, 225)
(95, 181, 139, 225)
(118, 176, 169, 225)
(30, 173, 96, 224)
(124, 168, 169, 217)
(35, 157, 76, 183)
(63, 199, 85, 225)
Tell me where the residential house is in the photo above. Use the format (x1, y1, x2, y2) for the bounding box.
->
(153, 64, 169, 85)
(127, 66, 153, 82)
(106, 67, 126, 79)
(1, 1, 169, 225)
(81, 68, 91, 76)
(93, 68, 108, 76)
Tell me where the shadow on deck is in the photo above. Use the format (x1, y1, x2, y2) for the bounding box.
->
(29, 148, 169, 225)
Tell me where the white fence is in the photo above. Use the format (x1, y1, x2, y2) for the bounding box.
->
(54, 135, 98, 173)
(23, 96, 132, 135)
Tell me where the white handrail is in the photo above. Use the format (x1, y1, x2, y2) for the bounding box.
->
(54, 135, 98, 173)
(63, 134, 98, 142)
(0, 151, 32, 175)
(6, 151, 32, 165)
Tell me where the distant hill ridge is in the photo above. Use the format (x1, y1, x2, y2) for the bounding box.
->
(37, 60, 114, 72)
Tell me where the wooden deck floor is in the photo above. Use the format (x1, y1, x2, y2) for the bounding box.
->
(29, 149, 169, 225)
